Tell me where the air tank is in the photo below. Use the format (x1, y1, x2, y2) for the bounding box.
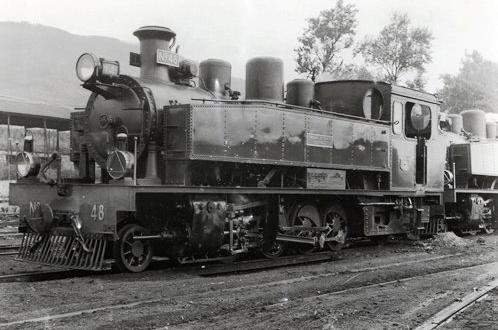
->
(448, 114, 463, 134)
(246, 57, 284, 102)
(486, 121, 497, 139)
(461, 109, 487, 138)
(199, 59, 232, 99)
(286, 79, 314, 107)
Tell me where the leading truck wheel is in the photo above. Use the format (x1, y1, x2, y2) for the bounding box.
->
(114, 224, 153, 272)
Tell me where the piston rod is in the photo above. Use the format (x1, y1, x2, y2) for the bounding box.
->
(276, 234, 317, 246)
(133, 233, 175, 240)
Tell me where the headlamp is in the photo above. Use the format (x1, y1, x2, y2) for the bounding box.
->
(15, 152, 40, 178)
(76, 53, 99, 82)
(106, 150, 135, 180)
(76, 53, 120, 82)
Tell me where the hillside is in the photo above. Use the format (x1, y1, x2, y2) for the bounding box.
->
(0, 22, 140, 107)
(0, 22, 246, 109)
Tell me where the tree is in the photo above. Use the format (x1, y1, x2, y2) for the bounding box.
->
(356, 12, 433, 85)
(294, 0, 358, 82)
(405, 69, 427, 91)
(438, 51, 498, 114)
(321, 63, 374, 81)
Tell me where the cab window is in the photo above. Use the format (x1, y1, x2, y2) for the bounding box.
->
(405, 102, 431, 139)
(362, 88, 383, 120)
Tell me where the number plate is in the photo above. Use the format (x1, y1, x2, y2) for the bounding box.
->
(156, 49, 179, 67)
(90, 204, 105, 221)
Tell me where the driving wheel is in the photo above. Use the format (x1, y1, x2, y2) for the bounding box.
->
(289, 203, 321, 254)
(322, 204, 348, 251)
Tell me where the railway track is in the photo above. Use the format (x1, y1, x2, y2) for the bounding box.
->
(197, 251, 335, 276)
(0, 235, 475, 281)
(0, 244, 19, 256)
(0, 250, 18, 256)
(0, 231, 21, 256)
(0, 245, 19, 249)
(0, 232, 22, 238)
(0, 269, 95, 283)
(0, 252, 487, 328)
(0, 251, 334, 283)
(415, 278, 498, 330)
(0, 235, 414, 279)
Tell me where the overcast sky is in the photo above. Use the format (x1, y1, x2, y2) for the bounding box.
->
(1, 0, 497, 93)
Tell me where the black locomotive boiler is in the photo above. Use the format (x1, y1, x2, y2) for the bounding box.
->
(10, 26, 498, 272)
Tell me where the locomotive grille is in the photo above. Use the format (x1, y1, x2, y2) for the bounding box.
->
(16, 232, 111, 271)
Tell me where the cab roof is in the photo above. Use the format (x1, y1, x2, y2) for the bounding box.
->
(315, 80, 441, 105)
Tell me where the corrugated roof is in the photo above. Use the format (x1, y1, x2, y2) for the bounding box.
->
(0, 95, 73, 118)
(0, 96, 72, 130)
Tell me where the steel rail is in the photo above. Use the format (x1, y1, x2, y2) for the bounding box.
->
(198, 251, 334, 276)
(0, 244, 20, 250)
(0, 232, 22, 237)
(0, 251, 18, 256)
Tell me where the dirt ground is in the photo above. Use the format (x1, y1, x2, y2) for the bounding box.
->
(0, 231, 497, 330)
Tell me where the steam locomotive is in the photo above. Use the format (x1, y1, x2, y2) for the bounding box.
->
(10, 26, 498, 272)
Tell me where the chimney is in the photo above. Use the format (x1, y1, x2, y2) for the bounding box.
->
(133, 26, 176, 82)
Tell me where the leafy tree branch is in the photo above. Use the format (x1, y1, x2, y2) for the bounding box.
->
(294, 0, 358, 81)
(356, 12, 433, 85)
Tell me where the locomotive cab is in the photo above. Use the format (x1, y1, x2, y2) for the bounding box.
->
(389, 86, 444, 191)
